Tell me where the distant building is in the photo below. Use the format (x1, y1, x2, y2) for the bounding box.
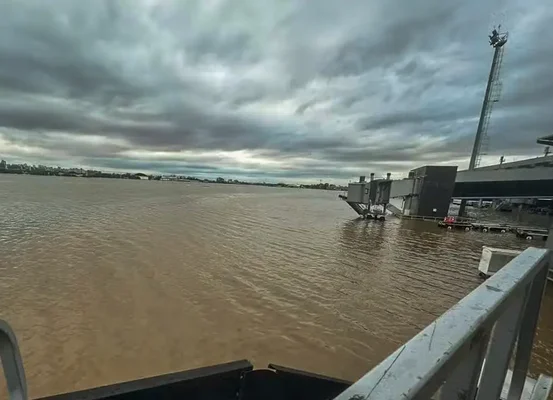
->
(133, 173, 149, 180)
(0, 160, 6, 170)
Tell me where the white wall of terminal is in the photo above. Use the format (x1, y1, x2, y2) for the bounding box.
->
(456, 167, 553, 183)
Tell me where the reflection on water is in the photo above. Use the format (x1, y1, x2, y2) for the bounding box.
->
(453, 203, 553, 228)
(0, 175, 552, 397)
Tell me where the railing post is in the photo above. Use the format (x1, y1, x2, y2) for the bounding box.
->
(545, 221, 553, 253)
(507, 262, 549, 400)
(546, 224, 553, 280)
(439, 329, 489, 400)
(0, 320, 28, 400)
(475, 289, 528, 400)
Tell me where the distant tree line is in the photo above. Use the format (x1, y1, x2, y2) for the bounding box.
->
(0, 159, 346, 190)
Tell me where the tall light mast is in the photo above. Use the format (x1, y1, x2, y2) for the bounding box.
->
(468, 26, 509, 169)
(459, 26, 508, 217)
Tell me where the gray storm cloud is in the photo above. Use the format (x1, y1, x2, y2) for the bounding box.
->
(0, 0, 552, 182)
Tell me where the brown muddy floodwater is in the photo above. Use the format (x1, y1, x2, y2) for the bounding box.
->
(1, 175, 552, 398)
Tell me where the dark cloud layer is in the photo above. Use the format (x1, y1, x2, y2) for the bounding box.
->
(1, 0, 552, 182)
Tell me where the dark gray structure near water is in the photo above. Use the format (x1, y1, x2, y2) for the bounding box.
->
(342, 165, 458, 219)
(404, 166, 457, 218)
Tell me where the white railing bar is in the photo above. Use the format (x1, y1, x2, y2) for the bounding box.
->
(529, 375, 553, 400)
(475, 289, 528, 400)
(507, 265, 550, 400)
(0, 320, 28, 400)
(332, 247, 549, 400)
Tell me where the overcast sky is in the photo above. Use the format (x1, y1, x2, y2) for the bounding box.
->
(0, 0, 551, 182)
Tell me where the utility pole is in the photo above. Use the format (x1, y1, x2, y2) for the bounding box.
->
(459, 26, 508, 217)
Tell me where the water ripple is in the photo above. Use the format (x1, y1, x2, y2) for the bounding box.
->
(0, 175, 551, 397)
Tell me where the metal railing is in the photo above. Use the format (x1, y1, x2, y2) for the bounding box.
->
(333, 247, 552, 400)
(0, 320, 27, 400)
